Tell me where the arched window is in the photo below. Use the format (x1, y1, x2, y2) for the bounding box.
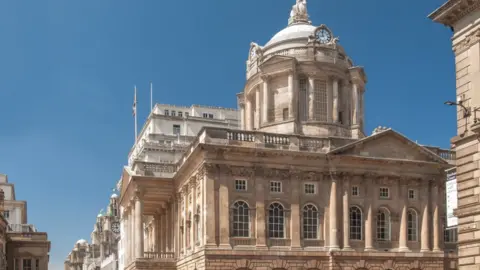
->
(376, 208, 390, 241)
(268, 202, 285, 238)
(302, 204, 318, 239)
(232, 201, 250, 237)
(407, 209, 418, 241)
(349, 206, 362, 240)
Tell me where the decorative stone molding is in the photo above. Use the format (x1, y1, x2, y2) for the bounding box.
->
(268, 259, 290, 270)
(232, 259, 254, 270)
(353, 260, 371, 270)
(226, 165, 255, 178)
(382, 259, 397, 270)
(260, 74, 271, 82)
(408, 260, 423, 270)
(454, 28, 480, 55)
(303, 259, 328, 270)
(188, 177, 196, 188)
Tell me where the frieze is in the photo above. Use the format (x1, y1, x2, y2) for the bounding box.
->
(226, 165, 255, 178)
(454, 28, 480, 55)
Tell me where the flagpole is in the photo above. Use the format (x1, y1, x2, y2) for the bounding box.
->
(134, 86, 138, 143)
(150, 81, 153, 113)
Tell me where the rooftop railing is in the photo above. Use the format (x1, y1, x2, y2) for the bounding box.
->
(7, 224, 37, 232)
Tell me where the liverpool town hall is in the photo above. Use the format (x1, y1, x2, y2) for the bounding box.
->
(118, 1, 457, 270)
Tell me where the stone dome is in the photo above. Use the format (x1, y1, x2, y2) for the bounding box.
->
(111, 193, 118, 199)
(76, 239, 88, 246)
(265, 23, 316, 47)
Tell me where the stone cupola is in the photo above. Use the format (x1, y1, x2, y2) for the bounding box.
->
(238, 0, 367, 139)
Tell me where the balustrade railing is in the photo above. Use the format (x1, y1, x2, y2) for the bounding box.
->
(143, 252, 175, 260)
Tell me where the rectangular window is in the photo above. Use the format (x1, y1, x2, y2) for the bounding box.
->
(202, 113, 208, 118)
(351, 186, 359, 196)
(173, 124, 181, 135)
(185, 112, 190, 117)
(379, 187, 390, 199)
(304, 183, 316, 194)
(3, 210, 9, 219)
(178, 112, 183, 117)
(164, 109, 169, 116)
(171, 110, 176, 117)
(35, 259, 39, 270)
(270, 181, 282, 193)
(23, 259, 32, 270)
(235, 180, 247, 191)
(408, 189, 416, 199)
(282, 108, 289, 120)
(314, 79, 327, 121)
(208, 113, 214, 119)
(338, 111, 343, 124)
(444, 228, 458, 243)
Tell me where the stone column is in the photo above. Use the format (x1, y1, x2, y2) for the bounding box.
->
(219, 178, 230, 248)
(123, 209, 130, 264)
(166, 204, 171, 252)
(130, 202, 135, 261)
(352, 84, 358, 125)
(246, 97, 253, 131)
(329, 176, 339, 250)
(332, 78, 339, 123)
(162, 210, 167, 253)
(308, 76, 315, 120)
(290, 172, 301, 249)
(240, 104, 245, 130)
(134, 193, 144, 258)
(255, 87, 261, 129)
(421, 183, 430, 252)
(190, 180, 197, 250)
(204, 165, 217, 247)
(262, 76, 269, 124)
(398, 204, 408, 251)
(153, 214, 160, 253)
(342, 177, 351, 250)
(432, 182, 441, 251)
(288, 71, 294, 119)
(255, 174, 267, 248)
(364, 201, 374, 250)
(182, 189, 188, 251)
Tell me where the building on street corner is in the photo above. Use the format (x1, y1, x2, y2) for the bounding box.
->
(0, 174, 51, 270)
(117, 1, 458, 270)
(429, 1, 480, 269)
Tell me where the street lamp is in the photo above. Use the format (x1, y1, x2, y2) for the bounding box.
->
(444, 100, 471, 118)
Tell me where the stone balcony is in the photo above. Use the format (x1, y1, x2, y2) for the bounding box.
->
(125, 252, 175, 270)
(7, 224, 37, 232)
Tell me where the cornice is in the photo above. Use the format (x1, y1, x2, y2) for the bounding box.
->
(454, 28, 480, 55)
(429, 0, 480, 27)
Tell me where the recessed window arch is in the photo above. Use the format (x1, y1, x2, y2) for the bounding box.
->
(302, 203, 319, 239)
(268, 202, 285, 238)
(349, 206, 362, 240)
(407, 209, 418, 241)
(376, 207, 391, 241)
(232, 200, 250, 237)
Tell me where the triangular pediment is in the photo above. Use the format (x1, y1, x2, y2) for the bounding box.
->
(329, 129, 448, 164)
(259, 55, 295, 69)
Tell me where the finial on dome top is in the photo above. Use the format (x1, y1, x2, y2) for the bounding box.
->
(289, 0, 310, 25)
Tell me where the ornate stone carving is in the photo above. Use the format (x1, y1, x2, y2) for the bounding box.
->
(249, 42, 263, 60)
(454, 28, 480, 55)
(263, 168, 291, 180)
(303, 260, 328, 270)
(269, 259, 290, 270)
(227, 166, 254, 178)
(289, 0, 309, 24)
(353, 260, 371, 270)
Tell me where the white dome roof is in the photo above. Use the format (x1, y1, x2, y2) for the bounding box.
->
(76, 239, 88, 245)
(111, 193, 118, 199)
(265, 23, 316, 47)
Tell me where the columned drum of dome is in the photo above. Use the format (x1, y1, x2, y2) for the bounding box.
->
(240, 1, 367, 139)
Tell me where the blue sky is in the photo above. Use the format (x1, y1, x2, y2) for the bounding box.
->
(0, 0, 454, 269)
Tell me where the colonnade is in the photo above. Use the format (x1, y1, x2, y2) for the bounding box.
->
(240, 71, 364, 131)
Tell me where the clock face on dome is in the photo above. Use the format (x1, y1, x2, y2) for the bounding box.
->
(316, 28, 332, 44)
(111, 222, 120, 234)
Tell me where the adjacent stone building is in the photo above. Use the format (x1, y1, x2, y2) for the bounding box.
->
(0, 174, 51, 270)
(64, 193, 121, 270)
(118, 1, 457, 270)
(429, 1, 480, 269)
